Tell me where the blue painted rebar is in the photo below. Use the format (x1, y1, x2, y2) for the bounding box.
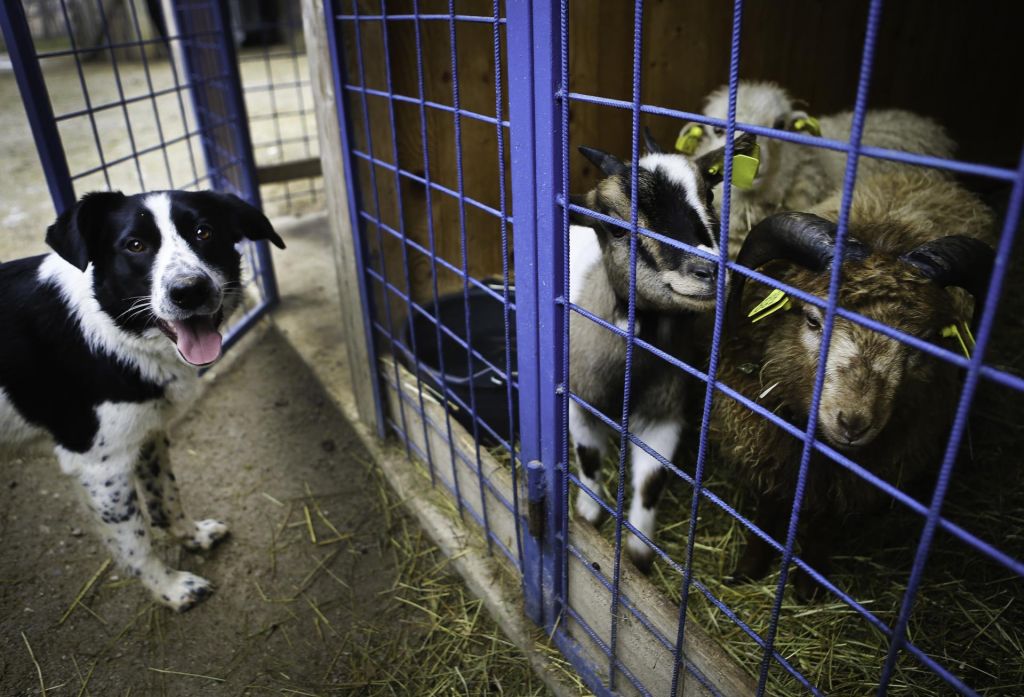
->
(671, 0, 743, 692)
(410, 0, 464, 498)
(490, 0, 525, 572)
(376, 0, 436, 485)
(756, 1, 885, 693)
(606, 0, 645, 687)
(347, 0, 413, 459)
(448, 0, 494, 547)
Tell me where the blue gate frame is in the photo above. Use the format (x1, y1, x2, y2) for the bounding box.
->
(0, 0, 279, 350)
(326, 0, 1024, 695)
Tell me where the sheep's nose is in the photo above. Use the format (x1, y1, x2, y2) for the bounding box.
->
(168, 275, 213, 311)
(837, 411, 872, 443)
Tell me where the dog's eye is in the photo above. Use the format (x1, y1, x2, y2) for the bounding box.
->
(195, 226, 212, 241)
(804, 311, 822, 331)
(125, 238, 146, 253)
(713, 127, 725, 136)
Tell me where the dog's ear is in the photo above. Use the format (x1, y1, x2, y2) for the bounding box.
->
(45, 191, 126, 271)
(208, 192, 285, 249)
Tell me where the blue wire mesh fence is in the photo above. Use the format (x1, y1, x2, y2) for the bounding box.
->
(232, 0, 324, 216)
(1, 0, 279, 348)
(330, 1, 1024, 695)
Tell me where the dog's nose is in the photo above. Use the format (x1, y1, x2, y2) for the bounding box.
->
(837, 411, 872, 443)
(168, 275, 213, 311)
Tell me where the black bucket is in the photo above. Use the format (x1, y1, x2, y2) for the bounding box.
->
(401, 280, 518, 447)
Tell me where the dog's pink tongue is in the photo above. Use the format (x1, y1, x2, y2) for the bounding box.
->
(171, 317, 222, 366)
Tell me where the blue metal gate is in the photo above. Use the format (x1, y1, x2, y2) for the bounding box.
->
(0, 0, 278, 349)
(336, 1, 1024, 695)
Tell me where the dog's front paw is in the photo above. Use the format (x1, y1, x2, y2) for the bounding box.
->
(183, 519, 230, 551)
(157, 571, 214, 612)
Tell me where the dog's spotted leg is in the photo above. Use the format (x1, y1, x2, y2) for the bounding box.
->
(61, 447, 213, 612)
(135, 433, 229, 552)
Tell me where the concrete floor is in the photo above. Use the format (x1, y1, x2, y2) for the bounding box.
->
(0, 216, 557, 696)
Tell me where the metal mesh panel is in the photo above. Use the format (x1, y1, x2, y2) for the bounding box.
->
(1, 0, 278, 349)
(234, 0, 323, 216)
(328, 1, 1023, 695)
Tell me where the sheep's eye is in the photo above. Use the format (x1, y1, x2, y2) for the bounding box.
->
(804, 312, 822, 331)
(195, 225, 212, 241)
(125, 238, 146, 253)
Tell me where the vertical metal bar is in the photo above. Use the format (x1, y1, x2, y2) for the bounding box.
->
(490, 0, 525, 572)
(669, 1, 744, 694)
(507, 0, 565, 628)
(875, 150, 1024, 695)
(57, 0, 114, 192)
(346, 0, 413, 453)
(556, 0, 572, 638)
(124, 0, 177, 189)
(376, 0, 436, 483)
(173, 0, 279, 307)
(157, 1, 204, 190)
(0, 0, 75, 213)
(755, 1, 885, 693)
(447, 0, 494, 548)
(93, 0, 148, 190)
(209, 0, 280, 306)
(409, 0, 463, 495)
(607, 0, 645, 688)
(322, 0, 386, 439)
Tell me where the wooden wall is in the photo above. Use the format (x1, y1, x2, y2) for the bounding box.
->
(337, 0, 1023, 335)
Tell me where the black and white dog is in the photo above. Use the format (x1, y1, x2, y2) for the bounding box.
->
(0, 190, 284, 611)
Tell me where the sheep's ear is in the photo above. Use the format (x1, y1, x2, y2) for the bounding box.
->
(642, 127, 664, 155)
(675, 122, 706, 154)
(785, 109, 821, 136)
(578, 146, 627, 177)
(45, 191, 126, 271)
(695, 133, 758, 187)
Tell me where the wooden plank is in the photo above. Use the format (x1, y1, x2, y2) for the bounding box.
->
(568, 522, 757, 697)
(256, 157, 323, 185)
(381, 358, 755, 697)
(301, 0, 379, 433)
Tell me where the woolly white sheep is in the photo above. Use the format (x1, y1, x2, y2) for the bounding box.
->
(679, 81, 956, 257)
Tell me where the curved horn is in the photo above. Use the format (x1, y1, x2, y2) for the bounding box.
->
(642, 127, 664, 154)
(578, 145, 627, 177)
(728, 212, 869, 320)
(899, 235, 995, 318)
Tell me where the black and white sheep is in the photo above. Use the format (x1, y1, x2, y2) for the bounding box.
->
(567, 135, 754, 571)
(712, 168, 995, 600)
(678, 81, 956, 257)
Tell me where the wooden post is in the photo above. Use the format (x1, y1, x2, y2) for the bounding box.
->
(300, 0, 379, 433)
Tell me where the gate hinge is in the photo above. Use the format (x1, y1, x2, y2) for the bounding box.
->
(526, 460, 546, 540)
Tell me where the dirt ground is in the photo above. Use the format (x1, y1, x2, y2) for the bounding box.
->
(0, 325, 556, 696)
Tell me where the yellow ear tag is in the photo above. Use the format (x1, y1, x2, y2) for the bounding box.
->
(731, 143, 761, 190)
(675, 125, 705, 155)
(748, 288, 793, 323)
(941, 321, 976, 358)
(793, 116, 822, 137)
(705, 143, 761, 188)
